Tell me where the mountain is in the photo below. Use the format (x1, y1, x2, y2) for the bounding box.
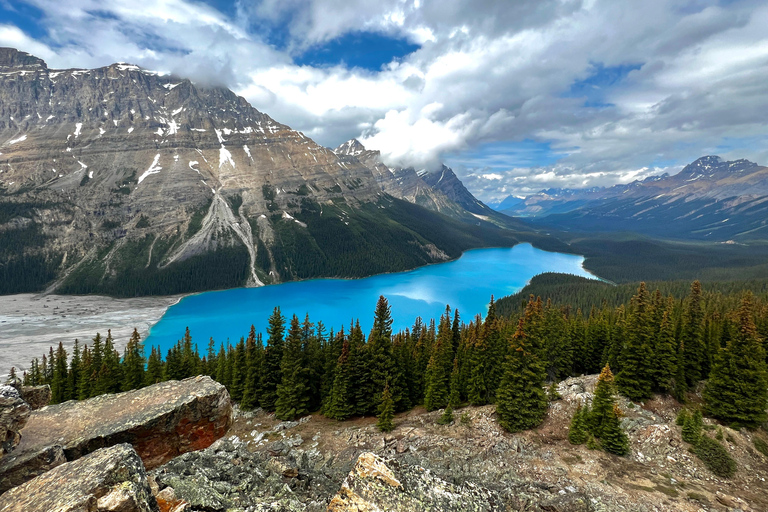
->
(332, 139, 506, 223)
(0, 48, 538, 296)
(505, 156, 768, 241)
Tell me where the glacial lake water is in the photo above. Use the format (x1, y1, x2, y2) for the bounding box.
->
(144, 244, 596, 353)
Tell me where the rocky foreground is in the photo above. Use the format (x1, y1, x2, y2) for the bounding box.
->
(1, 375, 767, 511)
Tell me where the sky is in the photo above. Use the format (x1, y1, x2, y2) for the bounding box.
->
(2, 0, 768, 202)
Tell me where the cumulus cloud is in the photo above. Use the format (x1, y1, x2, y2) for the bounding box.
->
(5, 0, 768, 200)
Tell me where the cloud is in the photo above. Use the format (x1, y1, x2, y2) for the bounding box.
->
(4, 0, 768, 201)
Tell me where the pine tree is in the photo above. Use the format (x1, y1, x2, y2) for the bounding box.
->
(122, 329, 145, 391)
(376, 382, 395, 432)
(650, 304, 678, 394)
(682, 409, 702, 444)
(326, 338, 355, 420)
(275, 315, 310, 421)
(681, 281, 705, 386)
(424, 307, 454, 411)
(615, 283, 654, 401)
(50, 342, 68, 404)
(78, 346, 92, 400)
(468, 318, 490, 405)
(589, 364, 618, 438)
(703, 293, 768, 429)
(145, 346, 164, 386)
(67, 339, 81, 401)
(367, 296, 405, 412)
(259, 307, 285, 411)
(568, 401, 589, 445)
(495, 318, 548, 433)
(601, 404, 629, 456)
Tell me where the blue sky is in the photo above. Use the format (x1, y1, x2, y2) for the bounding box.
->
(2, 0, 767, 200)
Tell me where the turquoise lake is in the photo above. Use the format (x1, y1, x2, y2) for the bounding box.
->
(144, 244, 595, 353)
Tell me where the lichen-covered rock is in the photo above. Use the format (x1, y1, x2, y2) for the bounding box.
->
(0, 443, 158, 512)
(327, 452, 503, 511)
(20, 385, 51, 410)
(0, 385, 29, 455)
(0, 376, 231, 493)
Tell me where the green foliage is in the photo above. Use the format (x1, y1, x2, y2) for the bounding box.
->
(568, 402, 589, 445)
(600, 405, 630, 456)
(259, 307, 285, 412)
(275, 315, 310, 420)
(376, 382, 395, 432)
(693, 436, 737, 478)
(495, 319, 548, 433)
(682, 411, 701, 445)
(704, 293, 768, 429)
(437, 405, 454, 425)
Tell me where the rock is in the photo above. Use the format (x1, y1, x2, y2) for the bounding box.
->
(20, 385, 51, 410)
(327, 452, 502, 511)
(0, 443, 158, 511)
(0, 385, 30, 455)
(155, 486, 190, 512)
(0, 376, 231, 493)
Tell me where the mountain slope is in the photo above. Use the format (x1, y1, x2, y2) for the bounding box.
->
(0, 48, 543, 296)
(506, 156, 768, 241)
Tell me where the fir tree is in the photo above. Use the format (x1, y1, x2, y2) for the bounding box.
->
(367, 296, 406, 412)
(468, 318, 491, 405)
(495, 318, 548, 433)
(275, 315, 310, 420)
(681, 281, 705, 386)
(615, 283, 654, 401)
(67, 339, 81, 401)
(122, 329, 145, 391)
(145, 346, 164, 386)
(650, 305, 678, 394)
(437, 405, 454, 425)
(568, 401, 590, 445)
(681, 410, 701, 444)
(589, 364, 618, 438)
(259, 307, 285, 411)
(376, 382, 395, 432)
(326, 338, 355, 420)
(601, 404, 630, 456)
(703, 293, 768, 429)
(50, 342, 68, 404)
(424, 307, 454, 411)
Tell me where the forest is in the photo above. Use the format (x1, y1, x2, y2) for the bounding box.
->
(17, 280, 768, 458)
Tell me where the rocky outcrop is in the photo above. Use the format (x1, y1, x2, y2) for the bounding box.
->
(0, 386, 29, 455)
(0, 376, 231, 493)
(0, 443, 159, 512)
(20, 385, 51, 410)
(327, 451, 502, 511)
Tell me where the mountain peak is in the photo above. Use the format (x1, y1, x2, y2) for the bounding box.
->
(0, 47, 47, 71)
(678, 155, 758, 181)
(334, 139, 366, 156)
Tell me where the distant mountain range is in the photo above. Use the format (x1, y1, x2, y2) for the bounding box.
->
(498, 156, 768, 241)
(0, 48, 540, 296)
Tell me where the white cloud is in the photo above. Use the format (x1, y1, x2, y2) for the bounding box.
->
(5, 0, 768, 200)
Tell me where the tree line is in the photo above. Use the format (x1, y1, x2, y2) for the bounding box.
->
(20, 281, 768, 450)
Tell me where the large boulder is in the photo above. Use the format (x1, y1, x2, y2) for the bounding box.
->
(327, 452, 502, 511)
(0, 385, 30, 455)
(0, 443, 159, 512)
(20, 385, 51, 410)
(0, 376, 231, 493)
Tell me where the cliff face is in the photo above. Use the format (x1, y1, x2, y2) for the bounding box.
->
(0, 48, 521, 296)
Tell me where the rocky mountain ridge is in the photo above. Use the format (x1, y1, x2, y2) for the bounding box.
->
(501, 156, 768, 241)
(0, 48, 537, 296)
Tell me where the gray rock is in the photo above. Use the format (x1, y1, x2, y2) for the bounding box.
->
(0, 385, 29, 455)
(0, 443, 158, 511)
(20, 385, 50, 410)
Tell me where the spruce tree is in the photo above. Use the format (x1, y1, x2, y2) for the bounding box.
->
(495, 318, 548, 433)
(589, 364, 618, 438)
(67, 339, 81, 401)
(650, 305, 677, 394)
(615, 283, 654, 401)
(78, 346, 92, 400)
(681, 281, 705, 386)
(367, 296, 405, 412)
(145, 346, 164, 386)
(703, 293, 768, 429)
(122, 329, 145, 392)
(601, 404, 630, 456)
(468, 319, 491, 405)
(424, 307, 454, 411)
(326, 338, 355, 420)
(275, 315, 310, 421)
(568, 401, 589, 445)
(682, 410, 702, 444)
(376, 382, 395, 432)
(51, 342, 69, 404)
(259, 307, 285, 411)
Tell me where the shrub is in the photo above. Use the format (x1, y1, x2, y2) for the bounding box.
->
(693, 436, 737, 478)
(754, 437, 768, 457)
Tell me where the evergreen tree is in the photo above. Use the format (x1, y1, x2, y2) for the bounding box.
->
(424, 307, 455, 411)
(681, 281, 705, 386)
(51, 342, 69, 404)
(122, 329, 146, 391)
(67, 339, 81, 401)
(601, 404, 630, 456)
(78, 346, 92, 400)
(704, 293, 768, 429)
(589, 364, 618, 438)
(651, 304, 678, 394)
(568, 401, 589, 445)
(145, 346, 164, 386)
(326, 338, 355, 420)
(367, 296, 406, 412)
(376, 382, 395, 432)
(495, 318, 548, 433)
(468, 318, 491, 405)
(259, 307, 285, 411)
(615, 283, 654, 401)
(275, 315, 310, 420)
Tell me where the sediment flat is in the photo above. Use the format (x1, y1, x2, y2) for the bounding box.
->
(0, 293, 183, 376)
